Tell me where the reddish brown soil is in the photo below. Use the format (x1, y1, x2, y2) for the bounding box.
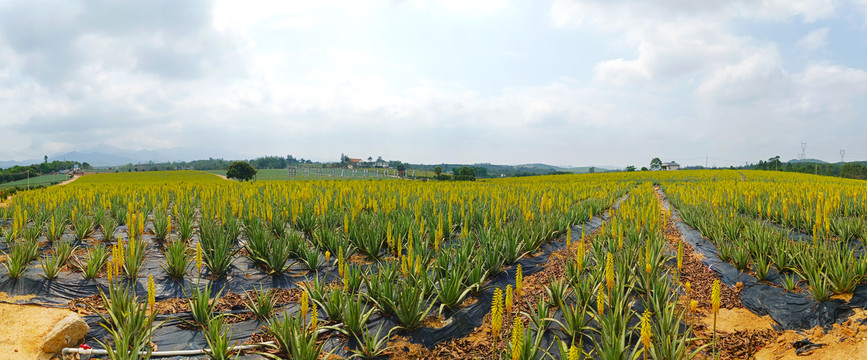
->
(654, 186, 779, 359)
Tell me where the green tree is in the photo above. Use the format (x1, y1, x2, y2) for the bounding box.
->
(434, 166, 442, 176)
(650, 158, 662, 170)
(626, 165, 636, 172)
(768, 156, 781, 171)
(227, 161, 257, 181)
(454, 167, 476, 181)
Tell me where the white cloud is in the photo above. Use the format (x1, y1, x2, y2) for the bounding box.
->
(592, 19, 745, 86)
(0, 0, 865, 166)
(793, 63, 867, 115)
(733, 0, 836, 22)
(435, 0, 510, 16)
(796, 27, 830, 51)
(696, 47, 788, 105)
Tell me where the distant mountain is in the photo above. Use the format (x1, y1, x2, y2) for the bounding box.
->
(787, 158, 828, 164)
(52, 151, 140, 167)
(0, 159, 41, 168)
(0, 146, 249, 170)
(515, 163, 618, 173)
(406, 162, 618, 177)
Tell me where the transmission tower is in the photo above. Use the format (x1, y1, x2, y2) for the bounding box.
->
(841, 149, 846, 163)
(799, 142, 807, 160)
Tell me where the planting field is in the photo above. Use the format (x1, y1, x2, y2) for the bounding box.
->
(1, 169, 866, 359)
(0, 173, 69, 189)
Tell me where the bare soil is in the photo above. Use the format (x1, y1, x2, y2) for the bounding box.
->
(756, 309, 867, 360)
(56, 175, 80, 187)
(0, 302, 81, 360)
(654, 186, 779, 359)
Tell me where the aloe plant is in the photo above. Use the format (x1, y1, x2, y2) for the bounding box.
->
(95, 282, 156, 360)
(199, 218, 238, 277)
(267, 311, 325, 360)
(100, 215, 119, 240)
(21, 224, 42, 243)
(387, 278, 435, 329)
(151, 209, 171, 242)
(243, 220, 293, 274)
(78, 244, 109, 279)
(435, 267, 474, 314)
(3, 239, 38, 278)
(46, 214, 67, 243)
(298, 245, 323, 271)
(177, 212, 195, 242)
(244, 286, 277, 321)
(348, 324, 394, 360)
(162, 239, 191, 279)
(316, 287, 348, 321)
(187, 282, 223, 328)
(339, 293, 375, 337)
(203, 315, 238, 360)
(121, 235, 148, 280)
(72, 214, 96, 241)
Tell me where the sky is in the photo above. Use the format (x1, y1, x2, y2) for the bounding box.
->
(1, 0, 867, 168)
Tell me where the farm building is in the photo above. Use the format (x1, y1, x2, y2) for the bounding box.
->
(347, 158, 362, 169)
(661, 162, 680, 171)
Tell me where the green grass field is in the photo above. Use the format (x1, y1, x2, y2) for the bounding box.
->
(0, 174, 70, 188)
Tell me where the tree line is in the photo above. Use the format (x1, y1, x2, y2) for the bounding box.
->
(747, 156, 867, 180)
(0, 160, 81, 183)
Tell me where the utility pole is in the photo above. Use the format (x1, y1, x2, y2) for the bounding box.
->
(27, 170, 30, 190)
(705, 156, 708, 168)
(800, 142, 807, 160)
(840, 149, 846, 177)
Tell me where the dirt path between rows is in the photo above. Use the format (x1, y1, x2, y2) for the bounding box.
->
(653, 186, 778, 359)
(56, 174, 80, 186)
(655, 185, 867, 359)
(212, 173, 232, 181)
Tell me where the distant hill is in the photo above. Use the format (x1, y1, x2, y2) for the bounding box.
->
(1, 146, 247, 169)
(408, 162, 617, 177)
(787, 158, 828, 164)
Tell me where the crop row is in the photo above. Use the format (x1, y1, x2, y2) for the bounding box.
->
(664, 173, 867, 301)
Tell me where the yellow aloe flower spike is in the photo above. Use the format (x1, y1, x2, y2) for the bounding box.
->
(515, 265, 523, 299)
(310, 307, 318, 331)
(491, 288, 503, 343)
(596, 290, 605, 316)
(505, 284, 514, 315)
(605, 252, 614, 293)
(711, 280, 721, 315)
(147, 275, 156, 312)
(568, 345, 580, 360)
(195, 242, 203, 274)
(640, 310, 652, 360)
(300, 291, 309, 323)
(511, 316, 524, 360)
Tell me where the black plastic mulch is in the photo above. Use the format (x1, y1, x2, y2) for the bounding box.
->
(4, 194, 637, 359)
(656, 189, 861, 331)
